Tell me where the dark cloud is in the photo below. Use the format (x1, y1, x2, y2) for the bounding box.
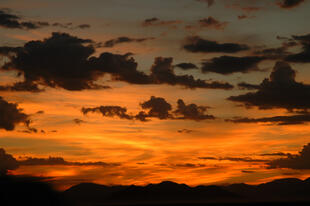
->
(103, 36, 154, 48)
(254, 47, 290, 60)
(142, 18, 182, 27)
(150, 57, 233, 89)
(0, 46, 22, 56)
(277, 0, 305, 9)
(226, 113, 310, 125)
(237, 15, 253, 20)
(142, 17, 159, 25)
(0, 148, 19, 175)
(140, 96, 172, 119)
(73, 118, 86, 125)
(82, 96, 215, 122)
(241, 170, 255, 173)
(228, 61, 310, 110)
(267, 143, 310, 169)
(177, 129, 194, 133)
(201, 55, 264, 74)
(51, 22, 90, 29)
(218, 157, 266, 163)
(183, 36, 249, 53)
(198, 17, 228, 30)
(198, 157, 217, 160)
(253, 40, 297, 60)
(196, 0, 215, 7)
(174, 99, 214, 120)
(237, 15, 247, 20)
(286, 33, 310, 63)
(0, 148, 115, 172)
(77, 24, 90, 29)
(19, 156, 120, 167)
(173, 163, 206, 168)
(291, 33, 310, 42)
(260, 152, 290, 156)
(174, 63, 198, 70)
(0, 81, 43, 92)
(1, 32, 233, 91)
(237, 82, 260, 90)
(81, 106, 134, 120)
(0, 96, 29, 131)
(0, 9, 49, 29)
(199, 156, 266, 163)
(0, 32, 149, 90)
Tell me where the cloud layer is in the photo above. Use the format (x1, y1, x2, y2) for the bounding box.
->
(0, 33, 233, 91)
(82, 96, 214, 122)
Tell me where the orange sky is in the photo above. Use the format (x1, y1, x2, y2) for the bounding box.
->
(1, 0, 310, 191)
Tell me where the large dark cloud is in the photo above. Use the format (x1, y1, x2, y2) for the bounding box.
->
(0, 96, 29, 131)
(174, 99, 215, 120)
(201, 55, 264, 74)
(150, 57, 233, 89)
(103, 36, 155, 48)
(0, 148, 19, 175)
(0, 9, 49, 29)
(286, 33, 310, 63)
(198, 17, 228, 30)
(183, 36, 249, 53)
(82, 96, 215, 122)
(277, 0, 305, 9)
(228, 61, 310, 110)
(267, 143, 310, 169)
(0, 32, 149, 90)
(227, 113, 310, 125)
(0, 32, 233, 91)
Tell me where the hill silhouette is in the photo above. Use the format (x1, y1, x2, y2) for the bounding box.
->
(0, 175, 70, 206)
(64, 178, 310, 205)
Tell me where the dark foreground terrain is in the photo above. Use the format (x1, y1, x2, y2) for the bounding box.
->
(1, 175, 310, 206)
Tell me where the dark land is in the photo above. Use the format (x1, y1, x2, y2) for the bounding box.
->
(2, 175, 310, 206)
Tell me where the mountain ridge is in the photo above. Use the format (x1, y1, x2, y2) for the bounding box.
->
(64, 177, 310, 205)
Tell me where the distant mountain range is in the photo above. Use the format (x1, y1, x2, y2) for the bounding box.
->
(64, 178, 310, 205)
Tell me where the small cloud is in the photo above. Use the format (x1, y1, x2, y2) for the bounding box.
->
(198, 16, 228, 30)
(277, 0, 305, 9)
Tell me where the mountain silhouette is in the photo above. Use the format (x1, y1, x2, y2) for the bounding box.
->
(64, 177, 310, 205)
(0, 175, 70, 206)
(65, 181, 238, 205)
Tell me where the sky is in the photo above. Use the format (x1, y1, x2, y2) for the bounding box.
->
(1, 0, 310, 190)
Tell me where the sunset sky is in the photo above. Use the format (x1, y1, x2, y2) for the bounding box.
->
(1, 0, 310, 190)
